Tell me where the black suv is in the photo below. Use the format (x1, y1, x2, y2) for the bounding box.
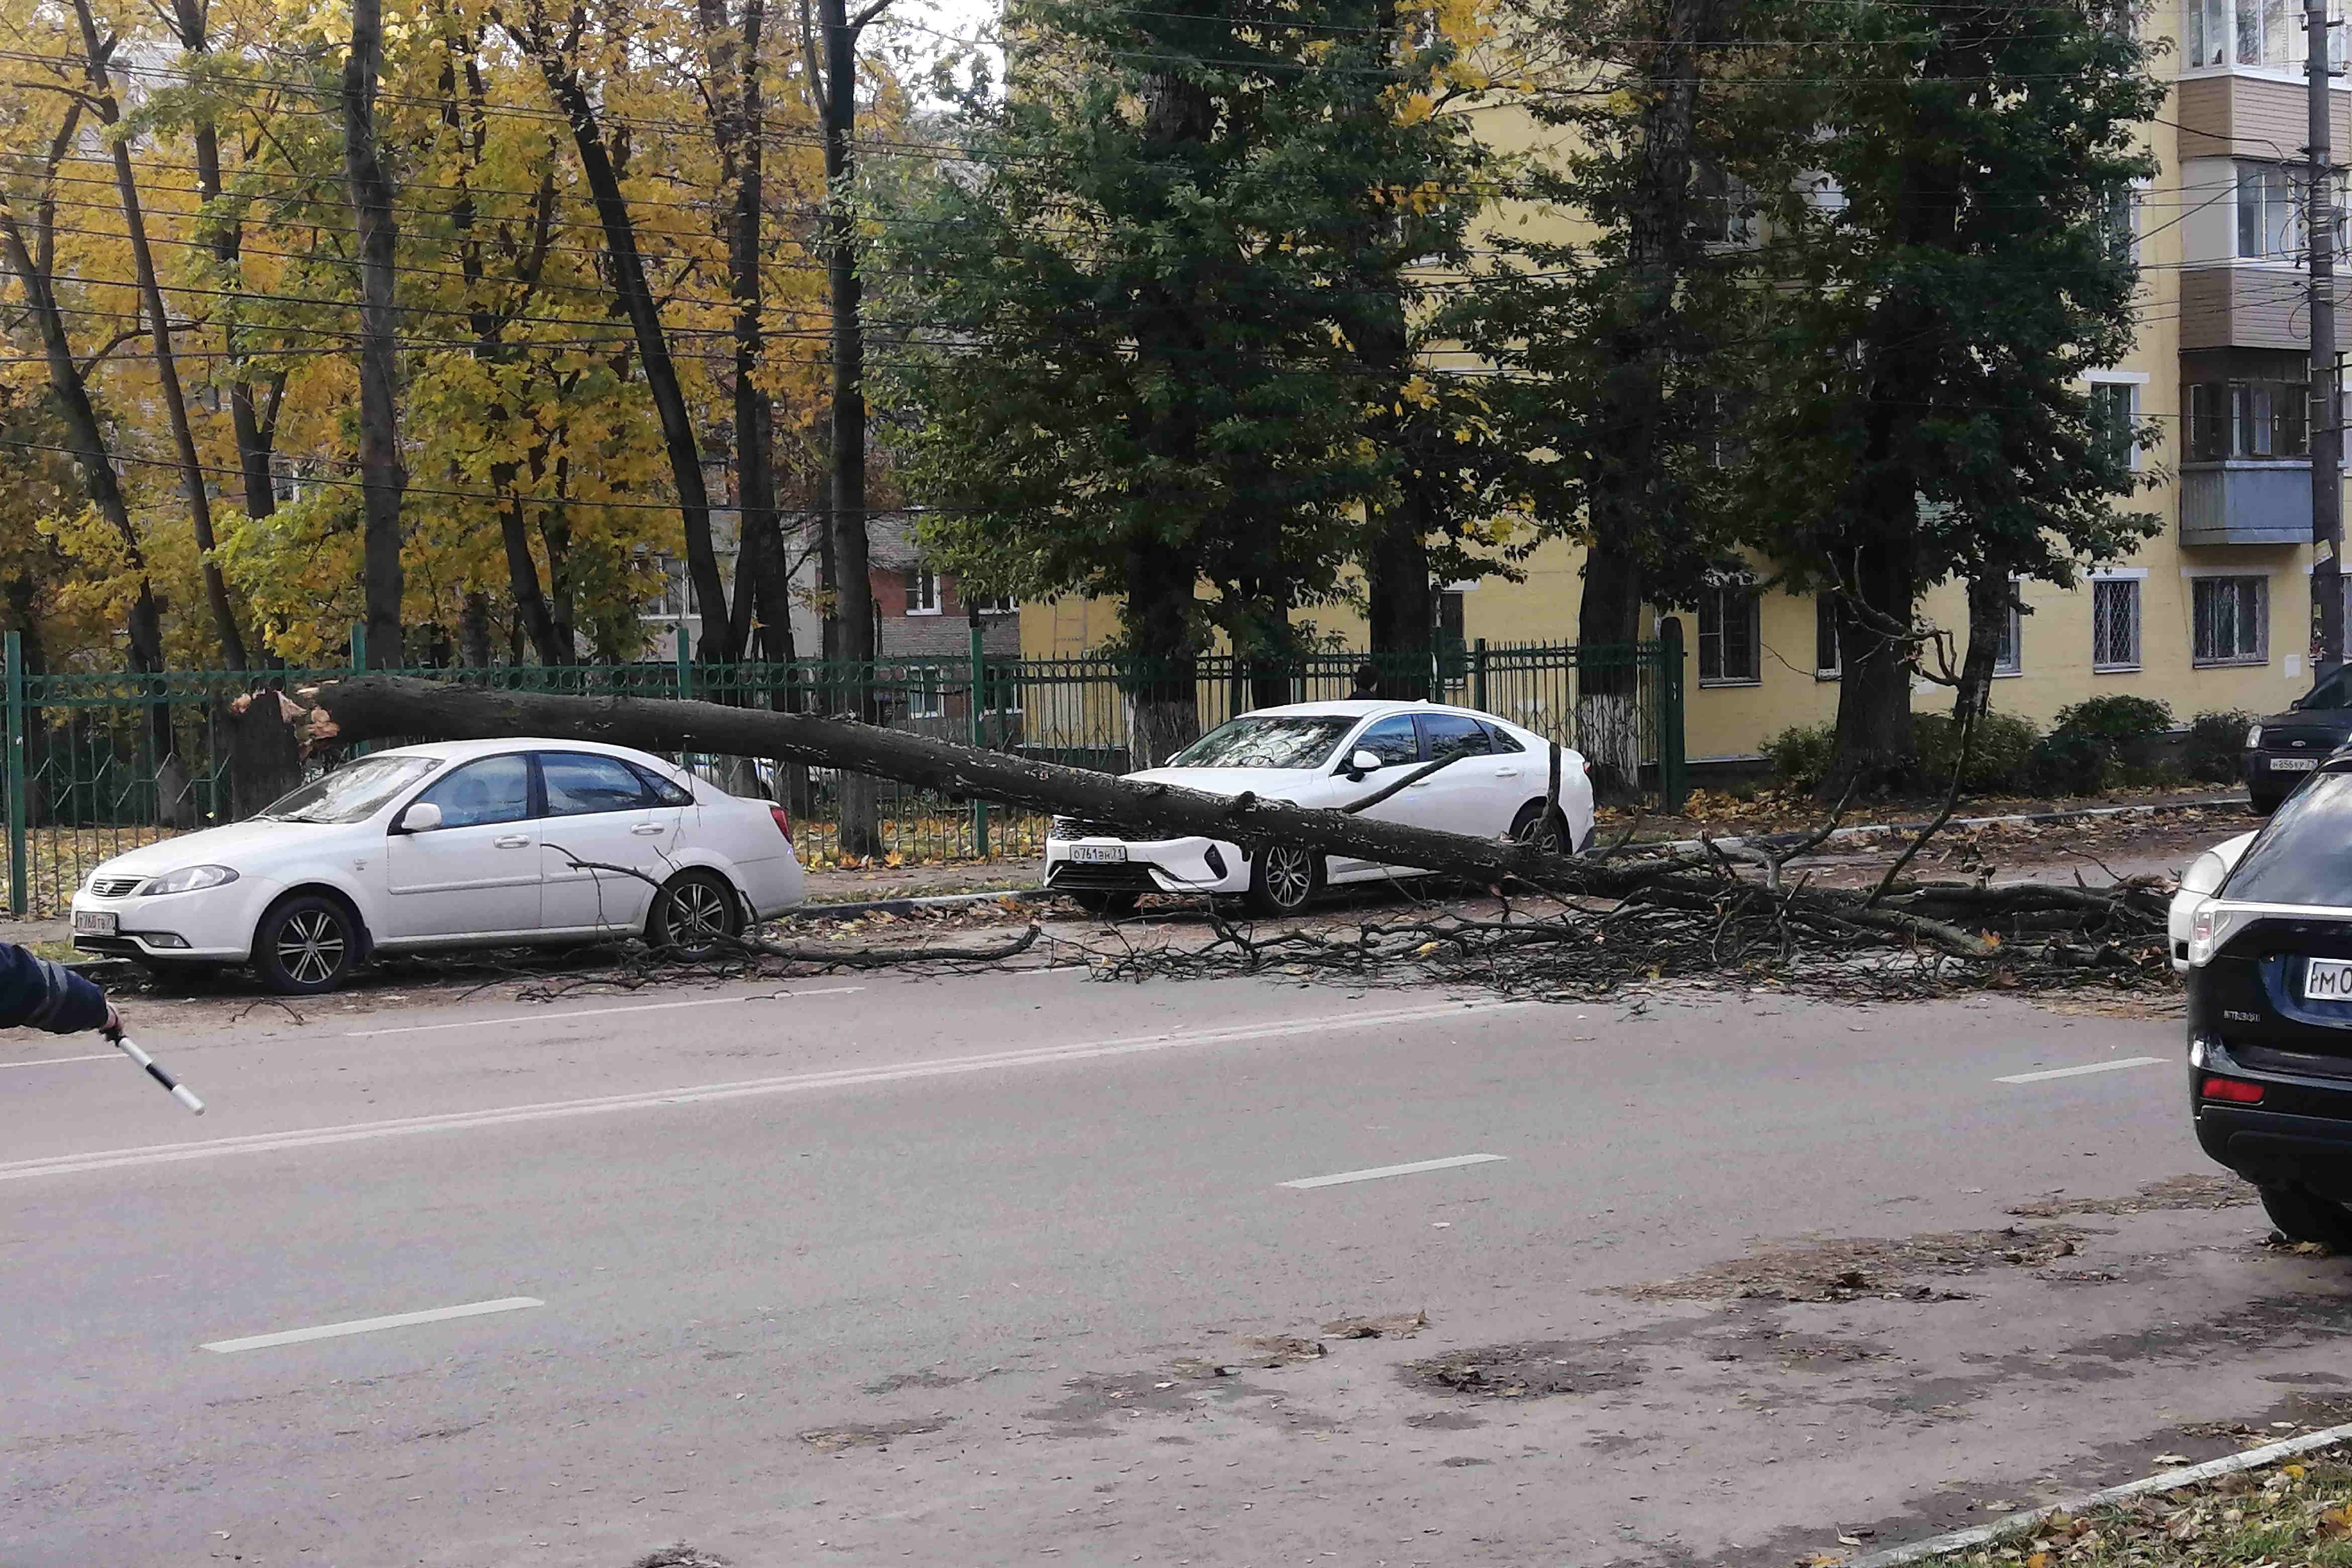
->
(2243, 666, 2352, 814)
(2186, 755, 2352, 1244)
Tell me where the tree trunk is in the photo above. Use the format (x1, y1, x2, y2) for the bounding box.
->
(0, 120, 169, 703)
(71, 0, 247, 669)
(1951, 571, 2007, 722)
(1124, 533, 1201, 768)
(459, 592, 494, 668)
(1364, 488, 1433, 700)
(509, 18, 731, 662)
(1824, 530, 1918, 798)
(500, 488, 566, 664)
(344, 0, 406, 669)
(1575, 536, 1646, 799)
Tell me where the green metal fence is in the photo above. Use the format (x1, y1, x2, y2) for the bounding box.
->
(2, 629, 1684, 917)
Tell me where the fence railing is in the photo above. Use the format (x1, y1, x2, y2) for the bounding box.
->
(2, 628, 1685, 918)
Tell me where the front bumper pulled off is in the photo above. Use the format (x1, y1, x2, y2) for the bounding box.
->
(1043, 834, 1251, 897)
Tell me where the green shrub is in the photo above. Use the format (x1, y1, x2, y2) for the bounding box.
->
(2026, 731, 2108, 796)
(2184, 710, 2256, 785)
(1913, 711, 2041, 792)
(1763, 721, 1838, 795)
(2051, 694, 2175, 760)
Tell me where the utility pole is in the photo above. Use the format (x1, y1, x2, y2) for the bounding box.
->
(2312, 0, 2344, 679)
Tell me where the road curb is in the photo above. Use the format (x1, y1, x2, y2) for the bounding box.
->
(1843, 1421, 2352, 1568)
(1654, 795, 2250, 858)
(781, 887, 1053, 921)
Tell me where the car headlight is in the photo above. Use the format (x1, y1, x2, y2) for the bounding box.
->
(2247, 723, 2264, 749)
(137, 864, 241, 897)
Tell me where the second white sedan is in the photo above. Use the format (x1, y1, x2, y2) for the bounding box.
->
(70, 738, 805, 993)
(1045, 700, 1596, 916)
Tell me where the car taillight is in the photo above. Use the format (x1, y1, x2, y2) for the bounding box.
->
(2201, 1075, 2265, 1104)
(769, 805, 793, 844)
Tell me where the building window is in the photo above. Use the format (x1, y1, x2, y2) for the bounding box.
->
(906, 663, 945, 718)
(1697, 580, 1760, 684)
(2192, 0, 2345, 69)
(2105, 184, 2140, 263)
(2092, 578, 2141, 670)
(2091, 380, 2140, 469)
(2237, 162, 2299, 258)
(1993, 593, 2023, 675)
(971, 594, 1019, 615)
(1813, 594, 1840, 677)
(2193, 574, 2270, 665)
(906, 566, 941, 615)
(2185, 377, 2309, 460)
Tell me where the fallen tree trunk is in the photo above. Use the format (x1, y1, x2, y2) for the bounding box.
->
(301, 675, 1594, 889)
(293, 676, 2172, 970)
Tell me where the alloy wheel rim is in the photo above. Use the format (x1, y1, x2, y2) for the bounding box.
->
(278, 909, 346, 986)
(1265, 847, 1313, 908)
(671, 881, 730, 946)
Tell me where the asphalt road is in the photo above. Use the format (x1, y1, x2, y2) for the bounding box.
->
(4, 958, 2347, 1568)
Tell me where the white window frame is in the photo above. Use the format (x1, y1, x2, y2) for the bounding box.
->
(906, 566, 941, 616)
(2090, 573, 2144, 671)
(1813, 593, 1840, 679)
(1697, 578, 1762, 687)
(2088, 370, 2149, 470)
(907, 663, 946, 718)
(2190, 573, 2271, 666)
(1991, 591, 2024, 677)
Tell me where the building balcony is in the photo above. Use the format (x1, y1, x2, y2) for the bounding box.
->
(2180, 459, 2313, 546)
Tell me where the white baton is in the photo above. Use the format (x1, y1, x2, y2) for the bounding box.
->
(104, 1028, 205, 1114)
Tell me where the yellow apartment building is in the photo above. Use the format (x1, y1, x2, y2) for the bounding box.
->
(1020, 3, 2341, 764)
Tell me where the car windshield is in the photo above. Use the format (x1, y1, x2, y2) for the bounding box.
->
(257, 755, 444, 824)
(2223, 771, 2352, 905)
(1168, 715, 1355, 769)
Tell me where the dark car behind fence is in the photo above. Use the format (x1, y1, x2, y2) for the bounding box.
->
(2, 629, 1685, 917)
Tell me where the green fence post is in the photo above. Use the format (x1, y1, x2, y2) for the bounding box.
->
(1471, 637, 1488, 714)
(349, 620, 365, 672)
(1656, 619, 1688, 813)
(967, 621, 989, 858)
(6, 631, 25, 917)
(675, 623, 692, 700)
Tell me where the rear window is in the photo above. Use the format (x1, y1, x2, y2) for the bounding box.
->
(2223, 771, 2352, 905)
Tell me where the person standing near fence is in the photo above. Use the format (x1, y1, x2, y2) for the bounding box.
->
(1350, 663, 1380, 700)
(0, 942, 118, 1035)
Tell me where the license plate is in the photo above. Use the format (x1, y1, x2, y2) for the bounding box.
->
(1068, 844, 1127, 864)
(2273, 757, 2319, 772)
(72, 911, 117, 936)
(2307, 957, 2352, 1001)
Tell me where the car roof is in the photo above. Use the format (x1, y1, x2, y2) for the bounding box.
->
(1239, 699, 1519, 726)
(357, 736, 672, 768)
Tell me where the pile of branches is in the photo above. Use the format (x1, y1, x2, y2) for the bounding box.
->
(1076, 833, 2177, 1004)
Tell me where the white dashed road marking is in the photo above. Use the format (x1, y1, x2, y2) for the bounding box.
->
(1280, 1153, 1509, 1189)
(202, 1297, 543, 1353)
(1995, 1056, 2168, 1085)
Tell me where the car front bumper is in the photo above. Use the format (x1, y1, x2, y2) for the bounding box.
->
(68, 884, 261, 961)
(1044, 836, 1252, 896)
(2244, 748, 2327, 796)
(2193, 1035, 2352, 1200)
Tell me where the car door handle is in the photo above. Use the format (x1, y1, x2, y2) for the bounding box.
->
(494, 835, 531, 849)
(631, 823, 666, 836)
(1494, 767, 1520, 777)
(1408, 781, 1431, 789)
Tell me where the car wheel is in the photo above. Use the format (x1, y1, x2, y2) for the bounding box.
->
(1069, 890, 1141, 919)
(2259, 1185, 2352, 1248)
(1248, 843, 1322, 917)
(254, 894, 361, 996)
(649, 868, 746, 960)
(1509, 802, 1570, 856)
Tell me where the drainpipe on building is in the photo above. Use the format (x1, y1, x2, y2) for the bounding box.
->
(2311, 0, 2344, 680)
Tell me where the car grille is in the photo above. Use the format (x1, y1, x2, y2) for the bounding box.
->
(88, 876, 142, 899)
(2262, 725, 2346, 753)
(1052, 817, 1137, 841)
(1047, 862, 1159, 891)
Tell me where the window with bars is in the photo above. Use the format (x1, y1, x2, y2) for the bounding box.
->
(2092, 578, 2141, 670)
(1698, 580, 1760, 684)
(2193, 575, 2269, 665)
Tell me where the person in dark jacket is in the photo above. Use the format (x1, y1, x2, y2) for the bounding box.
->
(0, 943, 117, 1034)
(1350, 663, 1381, 699)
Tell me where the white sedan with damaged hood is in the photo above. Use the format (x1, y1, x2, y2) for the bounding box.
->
(1045, 700, 1595, 917)
(69, 738, 804, 994)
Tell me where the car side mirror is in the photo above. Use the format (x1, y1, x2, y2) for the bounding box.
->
(1341, 748, 1383, 782)
(395, 800, 443, 834)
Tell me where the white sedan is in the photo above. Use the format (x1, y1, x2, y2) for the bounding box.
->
(1045, 700, 1596, 916)
(70, 738, 805, 994)
(2171, 829, 2259, 972)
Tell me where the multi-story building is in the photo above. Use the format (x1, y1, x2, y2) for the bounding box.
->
(1021, 6, 2342, 768)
